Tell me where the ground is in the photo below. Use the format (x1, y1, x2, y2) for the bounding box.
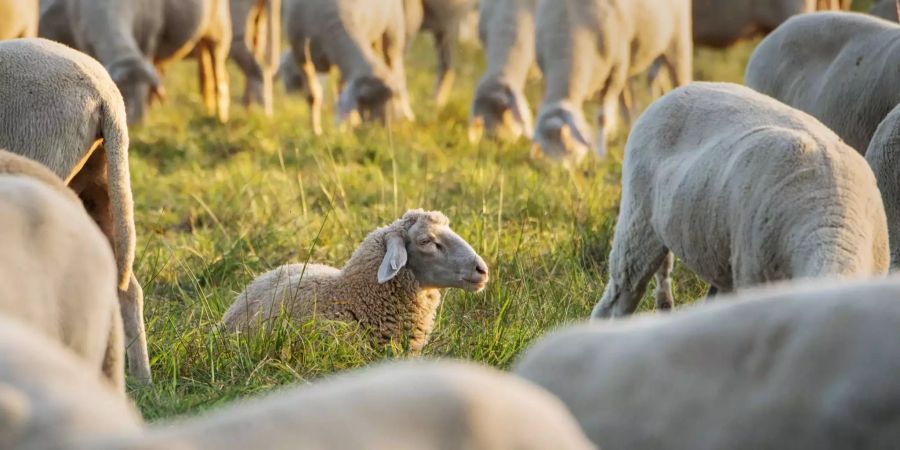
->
(129, 1, 873, 420)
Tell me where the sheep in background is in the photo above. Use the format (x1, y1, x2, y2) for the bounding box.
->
(532, 0, 692, 164)
(0, 0, 38, 40)
(468, 0, 536, 143)
(745, 12, 900, 153)
(870, 0, 899, 21)
(592, 83, 887, 318)
(229, 0, 280, 115)
(692, 0, 814, 48)
(223, 210, 489, 353)
(517, 277, 900, 449)
(40, 0, 231, 125)
(282, 0, 414, 135)
(0, 151, 125, 392)
(0, 38, 150, 385)
(865, 104, 900, 269)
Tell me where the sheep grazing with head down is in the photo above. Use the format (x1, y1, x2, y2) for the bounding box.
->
(223, 210, 489, 352)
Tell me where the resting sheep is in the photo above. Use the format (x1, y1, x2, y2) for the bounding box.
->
(517, 277, 900, 450)
(532, 0, 692, 163)
(591, 83, 888, 318)
(745, 12, 900, 153)
(0, 0, 38, 40)
(865, 103, 900, 269)
(223, 210, 489, 353)
(468, 0, 536, 143)
(229, 0, 280, 115)
(0, 151, 125, 392)
(870, 0, 899, 21)
(0, 38, 150, 385)
(40, 0, 231, 124)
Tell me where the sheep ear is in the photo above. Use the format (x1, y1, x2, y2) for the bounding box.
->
(378, 233, 408, 283)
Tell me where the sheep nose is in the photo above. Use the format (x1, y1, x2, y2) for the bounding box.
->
(475, 261, 488, 276)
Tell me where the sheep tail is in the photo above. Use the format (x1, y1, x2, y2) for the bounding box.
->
(101, 98, 136, 291)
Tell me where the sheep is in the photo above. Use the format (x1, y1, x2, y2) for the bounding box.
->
(517, 277, 900, 450)
(0, 316, 142, 450)
(229, 0, 280, 115)
(870, 0, 899, 21)
(745, 12, 900, 154)
(0, 0, 38, 40)
(410, 0, 477, 108)
(223, 210, 489, 353)
(692, 0, 814, 48)
(0, 151, 125, 392)
(468, 0, 536, 143)
(532, 0, 692, 164)
(93, 361, 595, 450)
(40, 0, 231, 125)
(591, 82, 888, 318)
(0, 38, 150, 385)
(865, 104, 900, 270)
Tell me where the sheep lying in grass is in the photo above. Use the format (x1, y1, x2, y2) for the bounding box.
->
(223, 210, 489, 352)
(532, 0, 692, 163)
(0, 0, 38, 40)
(229, 0, 280, 115)
(0, 38, 150, 385)
(592, 83, 888, 318)
(96, 361, 594, 450)
(865, 104, 900, 269)
(468, 0, 536, 143)
(282, 0, 414, 135)
(745, 12, 900, 153)
(0, 151, 125, 392)
(518, 277, 900, 449)
(40, 0, 231, 124)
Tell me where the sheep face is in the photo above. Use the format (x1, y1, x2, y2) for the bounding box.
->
(338, 75, 395, 126)
(469, 82, 533, 143)
(107, 57, 164, 126)
(278, 52, 304, 94)
(533, 106, 591, 165)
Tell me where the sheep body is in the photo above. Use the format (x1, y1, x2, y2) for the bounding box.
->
(745, 12, 900, 153)
(0, 38, 150, 384)
(592, 82, 888, 318)
(0, 0, 38, 40)
(229, 0, 280, 115)
(865, 104, 900, 269)
(870, 0, 899, 21)
(517, 277, 900, 449)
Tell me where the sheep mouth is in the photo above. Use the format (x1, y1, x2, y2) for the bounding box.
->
(463, 277, 489, 292)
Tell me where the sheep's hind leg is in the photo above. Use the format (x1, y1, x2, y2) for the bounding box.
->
(654, 251, 675, 311)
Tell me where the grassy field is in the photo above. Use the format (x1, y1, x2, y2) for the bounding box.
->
(126, 7, 866, 418)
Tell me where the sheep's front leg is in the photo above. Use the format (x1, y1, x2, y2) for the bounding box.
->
(294, 40, 324, 135)
(594, 68, 628, 157)
(212, 36, 231, 123)
(197, 41, 218, 118)
(432, 27, 457, 107)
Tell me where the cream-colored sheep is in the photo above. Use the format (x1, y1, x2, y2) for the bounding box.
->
(41, 0, 231, 124)
(468, 0, 536, 143)
(223, 210, 489, 352)
(0, 38, 150, 385)
(0, 0, 38, 40)
(229, 0, 280, 115)
(0, 151, 125, 392)
(93, 361, 595, 450)
(870, 0, 899, 21)
(745, 12, 900, 153)
(865, 104, 900, 269)
(518, 277, 900, 449)
(532, 0, 692, 163)
(282, 0, 414, 135)
(592, 83, 888, 318)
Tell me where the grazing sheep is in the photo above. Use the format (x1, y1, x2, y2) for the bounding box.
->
(592, 83, 888, 318)
(282, 0, 414, 134)
(223, 210, 489, 352)
(692, 0, 815, 48)
(41, 0, 231, 124)
(229, 0, 280, 115)
(745, 12, 900, 153)
(870, 0, 899, 21)
(865, 104, 900, 269)
(94, 361, 595, 450)
(532, 0, 692, 163)
(517, 277, 900, 450)
(468, 0, 536, 143)
(413, 0, 477, 107)
(0, 151, 125, 392)
(0, 316, 142, 450)
(0, 0, 38, 40)
(0, 38, 150, 385)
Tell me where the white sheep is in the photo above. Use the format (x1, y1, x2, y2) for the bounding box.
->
(229, 0, 280, 115)
(745, 12, 900, 153)
(517, 276, 900, 449)
(93, 361, 595, 450)
(468, 0, 536, 143)
(591, 83, 888, 318)
(870, 0, 899, 21)
(0, 0, 38, 40)
(532, 0, 692, 163)
(0, 38, 150, 385)
(0, 150, 125, 392)
(865, 103, 900, 269)
(223, 210, 489, 353)
(40, 0, 231, 124)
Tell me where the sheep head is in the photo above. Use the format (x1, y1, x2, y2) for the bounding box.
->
(378, 210, 489, 292)
(469, 80, 533, 143)
(106, 57, 164, 126)
(338, 75, 395, 126)
(532, 104, 591, 165)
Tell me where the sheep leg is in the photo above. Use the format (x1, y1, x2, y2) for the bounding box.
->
(230, 38, 266, 110)
(594, 69, 628, 157)
(293, 40, 323, 135)
(197, 42, 218, 118)
(121, 273, 151, 385)
(667, 24, 693, 87)
(618, 82, 636, 126)
(654, 252, 675, 311)
(212, 36, 231, 123)
(432, 27, 457, 107)
(102, 304, 126, 393)
(382, 28, 415, 122)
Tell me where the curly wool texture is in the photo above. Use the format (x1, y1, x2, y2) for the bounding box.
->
(223, 212, 447, 352)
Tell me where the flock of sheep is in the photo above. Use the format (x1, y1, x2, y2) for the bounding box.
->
(2, 0, 900, 448)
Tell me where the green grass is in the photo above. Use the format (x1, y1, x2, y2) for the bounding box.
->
(126, 32, 783, 419)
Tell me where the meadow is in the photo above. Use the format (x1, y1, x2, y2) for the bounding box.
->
(125, 15, 848, 418)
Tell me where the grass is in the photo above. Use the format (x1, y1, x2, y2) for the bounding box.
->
(126, 3, 871, 417)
